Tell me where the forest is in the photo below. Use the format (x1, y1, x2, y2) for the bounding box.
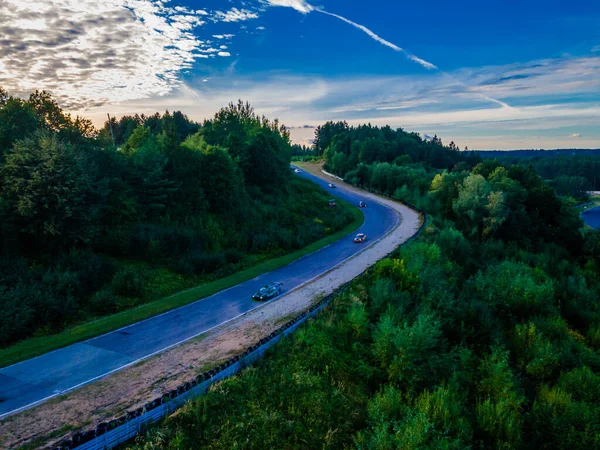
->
(0, 90, 354, 348)
(479, 151, 600, 194)
(131, 122, 600, 449)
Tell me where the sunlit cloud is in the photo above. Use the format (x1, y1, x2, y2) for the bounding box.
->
(214, 8, 259, 23)
(0, 1, 261, 110)
(79, 53, 599, 150)
(6, 0, 596, 151)
(265, 0, 315, 14)
(0, 0, 216, 109)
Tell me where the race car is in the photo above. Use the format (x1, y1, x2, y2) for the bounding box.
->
(353, 233, 367, 243)
(328, 183, 336, 188)
(359, 201, 367, 208)
(252, 282, 282, 301)
(294, 168, 302, 173)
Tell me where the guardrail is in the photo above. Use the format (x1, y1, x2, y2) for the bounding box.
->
(48, 290, 345, 450)
(320, 168, 344, 181)
(47, 179, 427, 450)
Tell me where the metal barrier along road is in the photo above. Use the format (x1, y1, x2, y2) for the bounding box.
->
(51, 291, 340, 450)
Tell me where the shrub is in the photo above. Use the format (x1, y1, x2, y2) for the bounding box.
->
(111, 267, 147, 299)
(224, 248, 243, 264)
(193, 252, 226, 273)
(0, 285, 34, 346)
(56, 248, 116, 295)
(88, 288, 119, 316)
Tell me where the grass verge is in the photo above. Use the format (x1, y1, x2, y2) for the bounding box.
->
(0, 197, 363, 368)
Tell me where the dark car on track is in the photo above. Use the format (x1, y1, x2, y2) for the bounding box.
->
(359, 201, 367, 207)
(353, 233, 367, 243)
(328, 183, 336, 188)
(252, 282, 282, 301)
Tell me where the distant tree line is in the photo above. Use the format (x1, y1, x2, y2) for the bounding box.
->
(478, 150, 600, 194)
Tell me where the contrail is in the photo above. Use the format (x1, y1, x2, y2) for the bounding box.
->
(316, 10, 437, 70)
(266, 0, 512, 109)
(266, 1, 436, 69)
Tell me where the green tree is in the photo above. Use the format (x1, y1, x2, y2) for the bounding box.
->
(476, 348, 524, 449)
(430, 170, 465, 218)
(2, 131, 105, 245)
(199, 144, 243, 213)
(28, 90, 71, 132)
(0, 87, 7, 106)
(453, 174, 508, 239)
(130, 140, 175, 220)
(471, 261, 555, 322)
(453, 174, 491, 237)
(0, 98, 38, 155)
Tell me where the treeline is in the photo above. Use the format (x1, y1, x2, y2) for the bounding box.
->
(477, 149, 600, 159)
(476, 150, 600, 195)
(515, 155, 600, 196)
(0, 92, 353, 347)
(132, 122, 600, 449)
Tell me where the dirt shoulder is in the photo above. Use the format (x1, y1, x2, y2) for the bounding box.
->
(0, 165, 421, 450)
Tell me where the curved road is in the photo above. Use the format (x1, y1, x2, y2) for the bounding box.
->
(582, 205, 600, 229)
(0, 169, 399, 418)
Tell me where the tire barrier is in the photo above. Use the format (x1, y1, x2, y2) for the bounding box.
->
(47, 292, 339, 450)
(48, 209, 427, 450)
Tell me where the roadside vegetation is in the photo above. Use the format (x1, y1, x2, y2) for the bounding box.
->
(0, 91, 357, 362)
(130, 122, 600, 449)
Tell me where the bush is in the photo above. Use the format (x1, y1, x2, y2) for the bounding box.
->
(88, 288, 119, 316)
(173, 252, 226, 275)
(56, 248, 116, 296)
(471, 261, 555, 322)
(111, 267, 147, 299)
(224, 248, 243, 264)
(0, 285, 34, 346)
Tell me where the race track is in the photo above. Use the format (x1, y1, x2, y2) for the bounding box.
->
(0, 168, 399, 418)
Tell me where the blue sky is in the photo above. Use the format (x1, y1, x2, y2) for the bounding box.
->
(2, 0, 599, 149)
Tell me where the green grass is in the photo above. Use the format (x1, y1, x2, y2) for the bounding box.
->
(0, 197, 363, 368)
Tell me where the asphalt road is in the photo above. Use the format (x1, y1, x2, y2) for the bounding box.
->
(0, 168, 399, 418)
(581, 205, 600, 229)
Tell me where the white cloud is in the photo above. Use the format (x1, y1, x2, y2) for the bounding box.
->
(218, 52, 232, 57)
(213, 34, 235, 40)
(459, 57, 600, 101)
(214, 8, 259, 23)
(266, 0, 314, 14)
(570, 133, 582, 138)
(0, 0, 211, 109)
(79, 61, 600, 150)
(592, 45, 600, 53)
(257, 26, 266, 30)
